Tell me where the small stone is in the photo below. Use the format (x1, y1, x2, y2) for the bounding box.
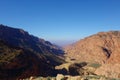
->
(56, 74, 64, 80)
(29, 76, 34, 80)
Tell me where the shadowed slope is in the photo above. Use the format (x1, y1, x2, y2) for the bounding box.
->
(0, 25, 65, 80)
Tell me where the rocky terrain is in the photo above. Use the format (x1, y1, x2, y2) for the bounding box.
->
(0, 25, 64, 80)
(0, 24, 64, 56)
(23, 60, 120, 80)
(0, 24, 120, 80)
(64, 31, 120, 78)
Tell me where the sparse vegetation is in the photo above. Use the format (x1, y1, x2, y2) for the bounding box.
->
(0, 40, 22, 64)
(88, 63, 101, 68)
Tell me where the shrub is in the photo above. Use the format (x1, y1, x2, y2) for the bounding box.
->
(88, 63, 101, 68)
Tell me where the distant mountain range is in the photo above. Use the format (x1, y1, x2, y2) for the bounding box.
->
(0, 24, 64, 80)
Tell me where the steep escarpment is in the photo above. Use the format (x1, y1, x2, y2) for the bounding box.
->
(0, 25, 64, 80)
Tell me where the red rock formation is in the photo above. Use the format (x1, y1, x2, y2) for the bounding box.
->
(65, 31, 120, 64)
(65, 31, 120, 78)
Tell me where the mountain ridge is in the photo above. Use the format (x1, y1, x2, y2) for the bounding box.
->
(0, 24, 65, 80)
(64, 31, 120, 78)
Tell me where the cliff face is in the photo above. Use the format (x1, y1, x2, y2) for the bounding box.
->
(65, 31, 120, 64)
(0, 25, 64, 80)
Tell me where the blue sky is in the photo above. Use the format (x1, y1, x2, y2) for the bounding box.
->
(0, 0, 120, 46)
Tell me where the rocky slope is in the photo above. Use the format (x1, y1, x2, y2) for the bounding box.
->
(64, 31, 120, 78)
(0, 24, 64, 56)
(0, 24, 64, 80)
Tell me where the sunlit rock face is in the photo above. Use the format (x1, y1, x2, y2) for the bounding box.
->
(65, 31, 120, 78)
(65, 31, 120, 64)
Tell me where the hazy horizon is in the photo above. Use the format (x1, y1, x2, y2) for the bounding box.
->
(0, 0, 120, 46)
(49, 39, 77, 47)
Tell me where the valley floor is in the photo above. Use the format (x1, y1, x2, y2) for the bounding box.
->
(24, 57, 120, 80)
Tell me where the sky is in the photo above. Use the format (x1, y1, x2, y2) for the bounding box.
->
(0, 0, 120, 46)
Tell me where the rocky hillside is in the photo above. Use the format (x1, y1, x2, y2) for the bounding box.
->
(0, 40, 58, 80)
(0, 25, 64, 80)
(65, 31, 120, 64)
(64, 31, 120, 78)
(0, 24, 64, 56)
